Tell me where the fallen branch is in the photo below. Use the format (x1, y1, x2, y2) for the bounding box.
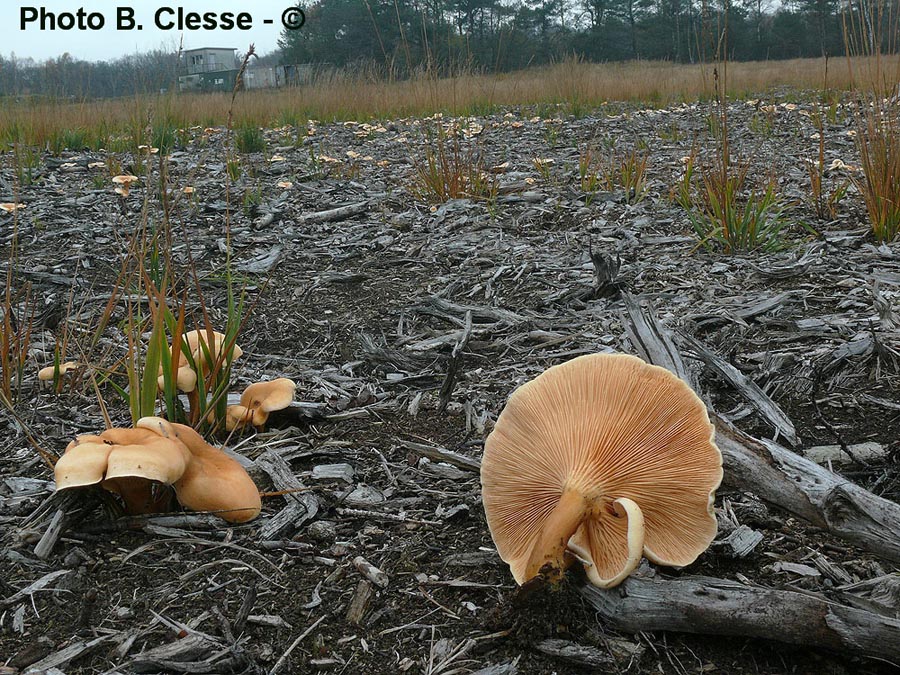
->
(623, 294, 900, 563)
(716, 418, 900, 563)
(580, 575, 900, 663)
(297, 200, 369, 225)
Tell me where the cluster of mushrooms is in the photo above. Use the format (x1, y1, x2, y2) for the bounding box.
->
(55, 416, 261, 523)
(52, 329, 296, 524)
(52, 343, 721, 589)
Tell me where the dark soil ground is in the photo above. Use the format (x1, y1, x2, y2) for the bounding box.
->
(1, 95, 899, 674)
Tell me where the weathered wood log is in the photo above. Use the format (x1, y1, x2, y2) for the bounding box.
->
(296, 200, 369, 225)
(621, 293, 900, 563)
(580, 575, 900, 662)
(716, 419, 900, 563)
(681, 333, 798, 446)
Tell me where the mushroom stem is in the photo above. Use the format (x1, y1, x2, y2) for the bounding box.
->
(187, 389, 200, 426)
(523, 487, 588, 582)
(105, 477, 173, 515)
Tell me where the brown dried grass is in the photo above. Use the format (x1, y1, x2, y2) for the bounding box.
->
(2, 55, 899, 148)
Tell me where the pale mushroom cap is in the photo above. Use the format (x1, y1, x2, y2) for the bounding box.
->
(239, 378, 297, 414)
(0, 203, 26, 213)
(104, 431, 191, 485)
(54, 439, 115, 489)
(157, 363, 198, 393)
(183, 330, 243, 374)
(56, 429, 190, 487)
(38, 361, 79, 381)
(112, 175, 138, 185)
(141, 418, 261, 523)
(481, 353, 722, 588)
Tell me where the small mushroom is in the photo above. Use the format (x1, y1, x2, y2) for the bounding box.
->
(223, 404, 254, 431)
(38, 361, 79, 382)
(112, 175, 139, 197)
(238, 378, 296, 428)
(184, 329, 243, 378)
(159, 329, 242, 422)
(480, 353, 722, 589)
(0, 203, 26, 213)
(157, 330, 244, 393)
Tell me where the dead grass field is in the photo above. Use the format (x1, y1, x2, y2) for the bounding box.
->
(2, 55, 899, 149)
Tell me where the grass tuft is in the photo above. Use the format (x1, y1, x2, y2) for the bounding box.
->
(411, 122, 497, 203)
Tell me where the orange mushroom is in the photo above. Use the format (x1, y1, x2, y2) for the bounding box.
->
(54, 417, 261, 523)
(137, 417, 261, 523)
(480, 353, 722, 589)
(112, 175, 139, 197)
(237, 378, 296, 428)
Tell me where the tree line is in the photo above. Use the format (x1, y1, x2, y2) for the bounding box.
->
(0, 0, 895, 99)
(279, 0, 888, 72)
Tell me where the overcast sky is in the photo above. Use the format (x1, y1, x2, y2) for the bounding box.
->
(2, 1, 290, 62)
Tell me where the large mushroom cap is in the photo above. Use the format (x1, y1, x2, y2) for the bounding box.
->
(239, 378, 296, 427)
(481, 353, 722, 588)
(54, 437, 117, 490)
(137, 417, 261, 523)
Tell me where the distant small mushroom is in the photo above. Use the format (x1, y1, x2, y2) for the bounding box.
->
(38, 361, 79, 382)
(112, 175, 139, 197)
(137, 145, 159, 154)
(182, 186, 195, 195)
(0, 203, 26, 213)
(238, 377, 297, 428)
(481, 353, 722, 589)
(276, 181, 293, 189)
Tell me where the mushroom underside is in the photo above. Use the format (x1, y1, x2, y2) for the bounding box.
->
(508, 486, 717, 588)
(512, 490, 645, 587)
